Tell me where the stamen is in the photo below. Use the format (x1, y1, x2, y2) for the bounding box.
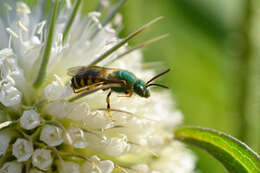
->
(37, 20, 46, 34)
(8, 36, 12, 48)
(6, 28, 19, 39)
(0, 121, 14, 130)
(16, 2, 31, 14)
(113, 13, 123, 26)
(56, 33, 63, 51)
(60, 152, 101, 171)
(66, 0, 72, 8)
(95, 0, 110, 12)
(101, 0, 127, 26)
(4, 3, 12, 11)
(115, 164, 128, 173)
(16, 21, 28, 32)
(100, 0, 110, 7)
(54, 74, 64, 86)
(82, 128, 106, 140)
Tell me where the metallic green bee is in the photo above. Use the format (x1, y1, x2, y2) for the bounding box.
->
(68, 65, 170, 120)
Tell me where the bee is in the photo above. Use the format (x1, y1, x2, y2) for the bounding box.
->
(68, 65, 170, 121)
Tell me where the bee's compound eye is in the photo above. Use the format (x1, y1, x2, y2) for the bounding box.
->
(144, 88, 150, 98)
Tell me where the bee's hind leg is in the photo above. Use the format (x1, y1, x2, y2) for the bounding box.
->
(106, 90, 115, 122)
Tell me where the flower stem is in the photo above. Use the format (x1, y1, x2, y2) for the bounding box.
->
(33, 0, 59, 89)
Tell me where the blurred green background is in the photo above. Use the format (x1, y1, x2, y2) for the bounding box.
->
(117, 0, 260, 172)
(27, 0, 260, 172)
(81, 0, 260, 172)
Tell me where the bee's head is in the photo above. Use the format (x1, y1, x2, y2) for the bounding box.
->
(134, 80, 150, 98)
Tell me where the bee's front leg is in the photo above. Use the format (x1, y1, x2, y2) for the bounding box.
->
(106, 90, 115, 122)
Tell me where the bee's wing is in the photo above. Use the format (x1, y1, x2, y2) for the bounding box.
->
(67, 65, 118, 76)
(67, 66, 88, 76)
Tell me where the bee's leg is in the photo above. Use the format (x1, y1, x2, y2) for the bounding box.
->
(106, 90, 115, 122)
(118, 89, 134, 97)
(126, 90, 134, 97)
(73, 82, 104, 93)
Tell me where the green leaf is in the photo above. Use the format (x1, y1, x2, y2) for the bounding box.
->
(33, 0, 59, 88)
(174, 126, 260, 173)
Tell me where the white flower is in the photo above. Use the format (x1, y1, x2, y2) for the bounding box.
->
(0, 0, 195, 172)
(12, 138, 33, 162)
(0, 161, 22, 173)
(44, 100, 74, 118)
(58, 161, 80, 173)
(102, 136, 130, 157)
(32, 149, 53, 170)
(44, 75, 72, 101)
(67, 102, 91, 121)
(81, 156, 114, 173)
(68, 128, 88, 148)
(40, 125, 63, 146)
(0, 131, 12, 156)
(20, 110, 40, 130)
(151, 142, 196, 173)
(0, 82, 21, 107)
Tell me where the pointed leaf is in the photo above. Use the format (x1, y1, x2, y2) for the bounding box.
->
(33, 0, 59, 88)
(174, 126, 260, 173)
(62, 0, 82, 45)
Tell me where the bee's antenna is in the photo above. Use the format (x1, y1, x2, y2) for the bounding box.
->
(146, 68, 171, 85)
(146, 83, 169, 89)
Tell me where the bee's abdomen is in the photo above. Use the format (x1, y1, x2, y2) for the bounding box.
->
(71, 76, 83, 89)
(71, 68, 101, 89)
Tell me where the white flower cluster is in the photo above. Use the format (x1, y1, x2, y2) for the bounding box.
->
(0, 0, 195, 173)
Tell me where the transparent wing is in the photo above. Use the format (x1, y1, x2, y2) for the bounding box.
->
(67, 66, 88, 76)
